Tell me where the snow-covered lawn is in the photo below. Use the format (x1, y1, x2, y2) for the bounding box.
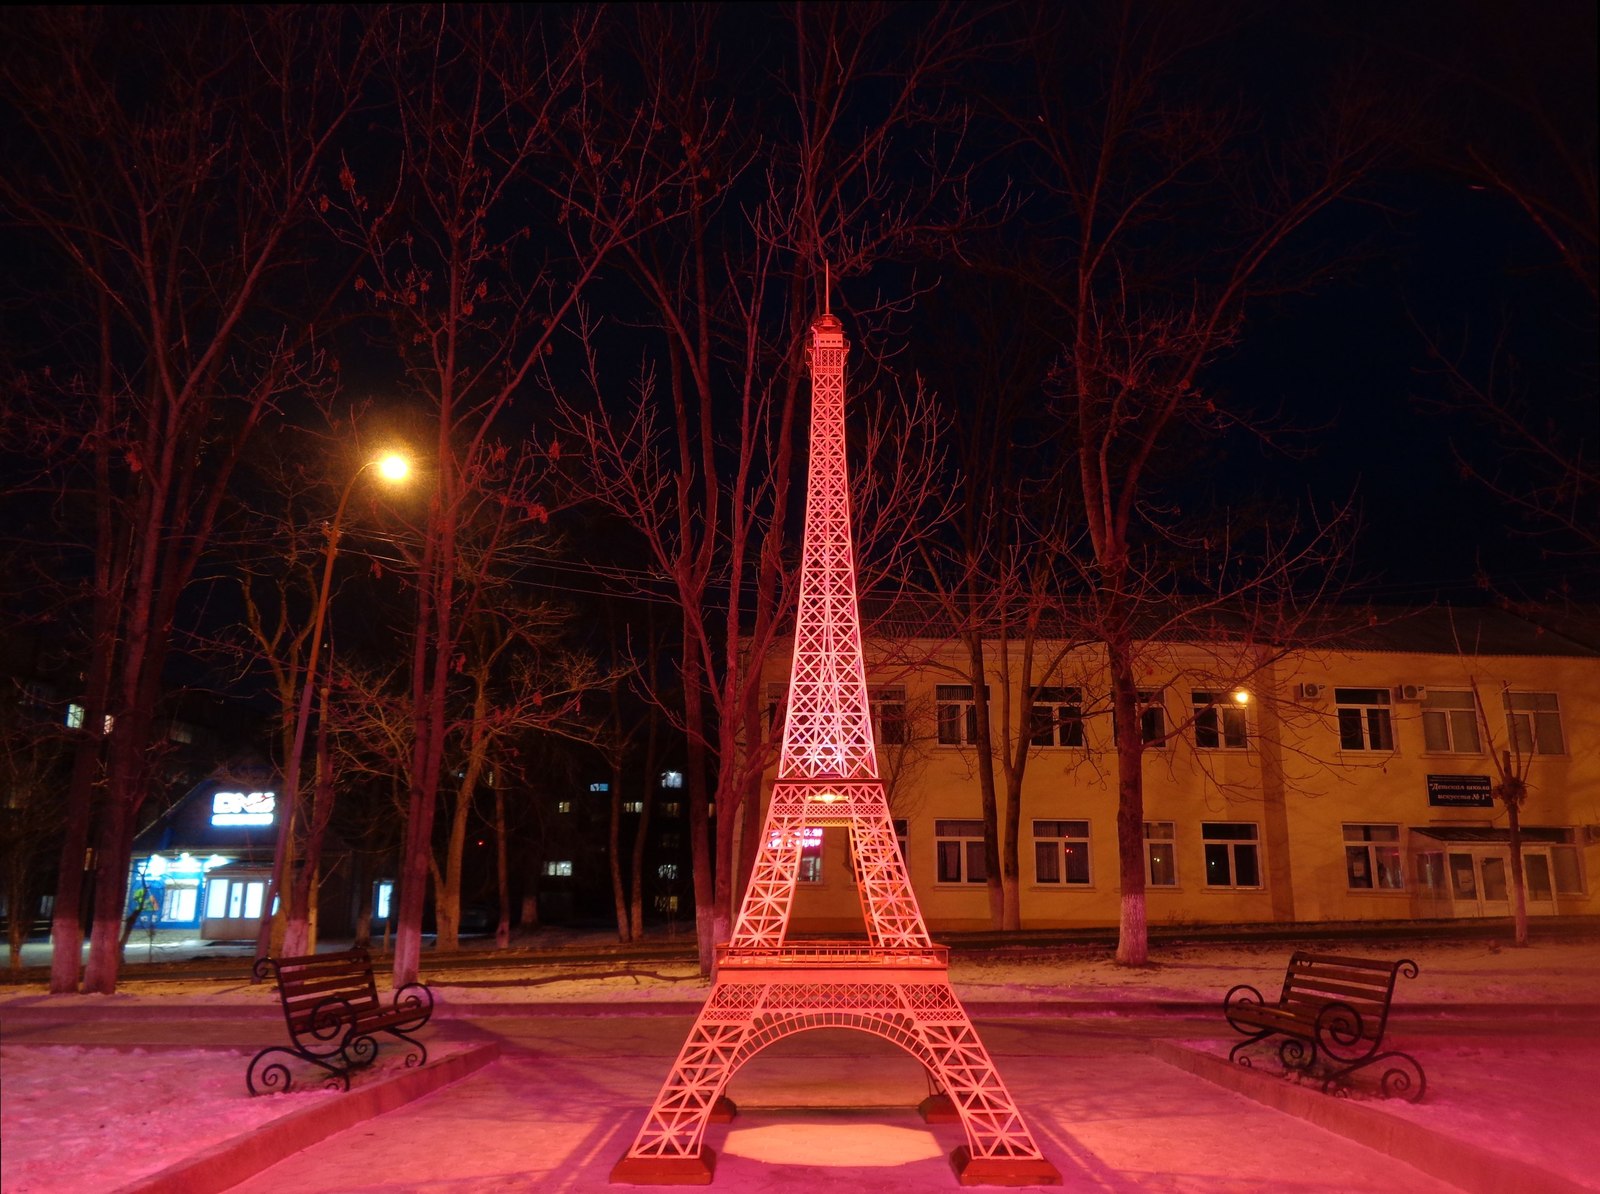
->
(0, 1047, 339, 1193)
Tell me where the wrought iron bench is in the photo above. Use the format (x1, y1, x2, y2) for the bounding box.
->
(247, 945, 433, 1095)
(1223, 951, 1426, 1101)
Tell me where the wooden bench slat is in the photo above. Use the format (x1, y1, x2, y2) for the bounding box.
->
(1284, 976, 1394, 1002)
(1289, 952, 1403, 973)
(1287, 964, 1397, 988)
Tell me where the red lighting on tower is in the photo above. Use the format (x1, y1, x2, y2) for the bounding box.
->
(610, 307, 1060, 1186)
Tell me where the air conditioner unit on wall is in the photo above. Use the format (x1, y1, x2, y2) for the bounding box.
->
(1298, 682, 1325, 700)
(1395, 684, 1428, 702)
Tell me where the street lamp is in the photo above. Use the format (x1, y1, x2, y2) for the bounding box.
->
(254, 451, 411, 964)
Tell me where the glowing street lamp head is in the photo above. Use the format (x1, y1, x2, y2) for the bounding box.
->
(1232, 690, 1251, 705)
(374, 452, 411, 483)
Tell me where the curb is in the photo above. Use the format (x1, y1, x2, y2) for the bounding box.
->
(108, 1040, 501, 1194)
(1150, 1040, 1588, 1194)
(9, 998, 1598, 1023)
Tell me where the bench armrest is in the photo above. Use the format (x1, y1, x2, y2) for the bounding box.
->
(390, 981, 434, 1031)
(1223, 983, 1267, 1034)
(1313, 999, 1378, 1064)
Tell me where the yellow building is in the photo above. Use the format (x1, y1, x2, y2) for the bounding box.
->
(762, 607, 1600, 933)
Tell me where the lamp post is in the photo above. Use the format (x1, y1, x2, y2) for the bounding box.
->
(254, 452, 410, 965)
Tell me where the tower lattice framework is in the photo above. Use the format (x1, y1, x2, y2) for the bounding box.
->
(611, 312, 1059, 1187)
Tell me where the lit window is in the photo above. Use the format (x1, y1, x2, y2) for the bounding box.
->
(657, 862, 678, 880)
(1192, 691, 1248, 750)
(934, 819, 987, 884)
(936, 685, 988, 746)
(1202, 822, 1261, 889)
(588, 782, 609, 792)
(1505, 692, 1565, 756)
(556, 800, 573, 814)
(243, 881, 265, 919)
(375, 881, 393, 920)
(1030, 687, 1084, 748)
(660, 770, 684, 789)
(870, 686, 909, 745)
(653, 894, 680, 912)
(1421, 690, 1481, 753)
(1033, 820, 1091, 885)
(660, 801, 682, 818)
(1335, 688, 1394, 752)
(622, 800, 644, 814)
(168, 720, 195, 745)
(543, 860, 573, 877)
(65, 703, 85, 730)
(1144, 821, 1176, 887)
(1344, 824, 1403, 890)
(205, 879, 229, 919)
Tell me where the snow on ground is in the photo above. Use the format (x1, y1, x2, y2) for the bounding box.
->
(0, 1047, 337, 1193)
(3, 936, 1596, 1009)
(1184, 1034, 1600, 1191)
(0, 1042, 472, 1194)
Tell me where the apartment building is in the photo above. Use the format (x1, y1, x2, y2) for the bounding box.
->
(761, 606, 1599, 933)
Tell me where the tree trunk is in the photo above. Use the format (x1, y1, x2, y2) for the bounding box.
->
(964, 635, 1005, 929)
(48, 657, 111, 993)
(1109, 636, 1149, 966)
(1507, 800, 1528, 947)
(283, 677, 336, 958)
(630, 702, 659, 943)
(494, 777, 511, 950)
(82, 795, 137, 993)
(609, 774, 630, 944)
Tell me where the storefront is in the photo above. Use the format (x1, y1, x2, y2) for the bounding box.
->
(1410, 826, 1586, 918)
(128, 773, 303, 941)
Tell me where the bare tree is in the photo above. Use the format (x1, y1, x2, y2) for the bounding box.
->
(329, 8, 685, 987)
(0, 7, 367, 993)
(564, 2, 979, 973)
(1002, 2, 1382, 963)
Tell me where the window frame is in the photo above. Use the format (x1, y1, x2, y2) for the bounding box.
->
(1029, 686, 1085, 749)
(870, 685, 910, 746)
(1334, 687, 1395, 753)
(934, 818, 987, 884)
(1032, 819, 1092, 886)
(1504, 691, 1566, 756)
(1144, 820, 1177, 888)
(935, 685, 989, 747)
(1420, 690, 1482, 754)
(1200, 821, 1263, 890)
(1342, 823, 1405, 892)
(1192, 690, 1248, 750)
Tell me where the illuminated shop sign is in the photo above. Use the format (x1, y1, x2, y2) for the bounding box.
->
(211, 790, 276, 826)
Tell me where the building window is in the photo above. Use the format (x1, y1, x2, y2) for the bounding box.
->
(1138, 691, 1166, 746)
(556, 800, 572, 814)
(1552, 831, 1585, 896)
(934, 819, 987, 883)
(799, 826, 824, 883)
(659, 831, 681, 849)
(1335, 688, 1393, 752)
(1033, 820, 1091, 885)
(660, 770, 684, 788)
(870, 686, 910, 745)
(1505, 692, 1565, 756)
(1201, 822, 1261, 889)
(654, 894, 679, 913)
(1144, 821, 1176, 887)
(936, 685, 988, 746)
(893, 818, 909, 861)
(588, 781, 609, 792)
(623, 800, 644, 814)
(1192, 691, 1248, 750)
(65, 702, 85, 730)
(766, 683, 788, 735)
(660, 801, 682, 818)
(1421, 690, 1481, 753)
(168, 720, 196, 745)
(543, 860, 574, 877)
(1344, 824, 1403, 890)
(1030, 687, 1084, 748)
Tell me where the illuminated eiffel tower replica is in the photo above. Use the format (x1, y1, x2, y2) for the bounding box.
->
(611, 306, 1059, 1187)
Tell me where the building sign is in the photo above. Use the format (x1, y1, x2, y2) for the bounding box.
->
(211, 790, 276, 826)
(1426, 774, 1493, 808)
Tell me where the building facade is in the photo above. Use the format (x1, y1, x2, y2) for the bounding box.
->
(761, 607, 1599, 933)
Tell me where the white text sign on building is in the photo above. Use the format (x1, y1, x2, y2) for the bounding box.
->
(211, 790, 276, 826)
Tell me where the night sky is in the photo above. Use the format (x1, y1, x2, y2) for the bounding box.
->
(1, 0, 1595, 651)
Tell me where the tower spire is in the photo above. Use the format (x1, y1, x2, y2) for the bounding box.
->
(611, 308, 1060, 1188)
